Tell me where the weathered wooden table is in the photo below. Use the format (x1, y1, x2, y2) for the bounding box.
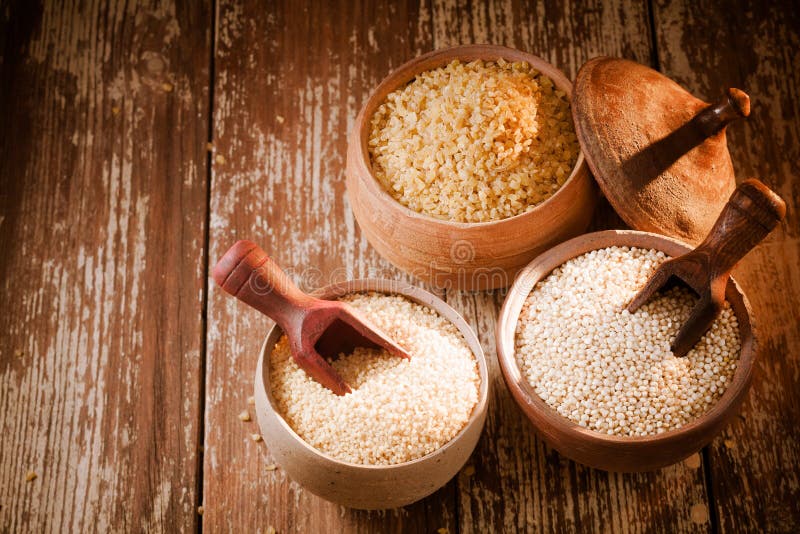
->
(2, 1, 798, 532)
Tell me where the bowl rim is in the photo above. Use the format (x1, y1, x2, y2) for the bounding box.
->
(349, 43, 589, 228)
(496, 229, 756, 446)
(256, 278, 490, 470)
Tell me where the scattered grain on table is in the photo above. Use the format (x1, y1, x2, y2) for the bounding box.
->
(25, 471, 37, 482)
(690, 503, 709, 524)
(238, 410, 251, 422)
(684, 453, 701, 469)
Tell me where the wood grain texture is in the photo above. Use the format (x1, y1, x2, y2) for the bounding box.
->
(0, 0, 210, 532)
(652, 1, 800, 532)
(2, 0, 798, 532)
(204, 1, 457, 532)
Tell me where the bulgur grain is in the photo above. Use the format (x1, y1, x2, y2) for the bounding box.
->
(368, 59, 579, 222)
(684, 452, 702, 469)
(270, 292, 480, 465)
(690, 504, 709, 524)
(238, 410, 251, 422)
(515, 246, 741, 437)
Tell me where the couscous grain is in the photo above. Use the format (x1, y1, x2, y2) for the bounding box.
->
(270, 292, 480, 465)
(368, 59, 579, 222)
(515, 246, 741, 437)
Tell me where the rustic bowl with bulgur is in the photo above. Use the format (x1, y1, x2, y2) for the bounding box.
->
(346, 44, 596, 291)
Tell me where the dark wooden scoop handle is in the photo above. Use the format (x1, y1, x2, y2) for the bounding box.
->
(628, 178, 784, 358)
(696, 88, 751, 138)
(695, 178, 786, 280)
(212, 240, 314, 331)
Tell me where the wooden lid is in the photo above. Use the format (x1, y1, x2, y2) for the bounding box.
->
(572, 57, 749, 244)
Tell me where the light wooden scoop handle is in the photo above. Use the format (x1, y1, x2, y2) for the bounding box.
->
(211, 240, 314, 331)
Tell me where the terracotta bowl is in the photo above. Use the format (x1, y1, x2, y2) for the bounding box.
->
(496, 230, 756, 472)
(253, 279, 489, 509)
(346, 44, 596, 291)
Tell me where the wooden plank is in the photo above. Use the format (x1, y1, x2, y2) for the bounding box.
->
(0, 1, 210, 531)
(652, 1, 800, 532)
(204, 1, 462, 532)
(430, 0, 716, 532)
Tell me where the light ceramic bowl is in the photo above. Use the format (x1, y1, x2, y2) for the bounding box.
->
(253, 279, 489, 509)
(496, 230, 756, 472)
(346, 44, 596, 291)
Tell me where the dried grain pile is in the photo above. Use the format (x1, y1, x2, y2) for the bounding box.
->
(270, 292, 480, 464)
(368, 59, 579, 222)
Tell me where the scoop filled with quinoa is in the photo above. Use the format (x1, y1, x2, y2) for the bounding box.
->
(514, 246, 741, 437)
(367, 58, 580, 223)
(269, 292, 480, 465)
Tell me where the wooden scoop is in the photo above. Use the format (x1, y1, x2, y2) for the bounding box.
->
(212, 240, 410, 395)
(627, 179, 785, 357)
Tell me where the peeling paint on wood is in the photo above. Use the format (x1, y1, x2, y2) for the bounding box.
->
(0, 1, 210, 531)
